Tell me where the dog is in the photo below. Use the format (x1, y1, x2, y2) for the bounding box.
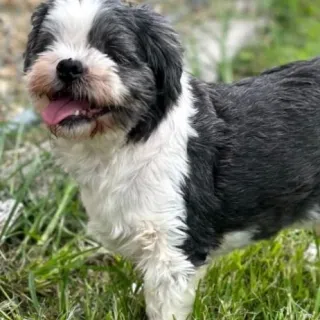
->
(24, 0, 320, 319)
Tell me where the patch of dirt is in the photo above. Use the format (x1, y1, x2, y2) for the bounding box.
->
(0, 0, 40, 121)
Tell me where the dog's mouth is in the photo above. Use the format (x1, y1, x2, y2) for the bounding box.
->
(41, 94, 113, 126)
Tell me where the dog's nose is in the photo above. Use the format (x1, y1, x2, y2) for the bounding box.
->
(56, 58, 84, 82)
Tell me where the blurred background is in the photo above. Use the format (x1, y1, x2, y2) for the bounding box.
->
(1, 1, 320, 319)
(1, 0, 320, 122)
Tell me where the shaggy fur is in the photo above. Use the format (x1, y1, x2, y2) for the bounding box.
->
(24, 0, 320, 319)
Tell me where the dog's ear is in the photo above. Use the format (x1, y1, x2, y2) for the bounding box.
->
(23, 2, 49, 72)
(133, 6, 183, 110)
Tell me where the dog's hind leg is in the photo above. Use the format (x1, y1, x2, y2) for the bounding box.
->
(305, 204, 320, 236)
(314, 224, 320, 237)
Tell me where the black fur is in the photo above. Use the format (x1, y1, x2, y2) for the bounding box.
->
(128, 6, 183, 141)
(182, 58, 320, 266)
(105, 5, 182, 142)
(23, 1, 54, 72)
(25, 1, 182, 142)
(24, 1, 320, 269)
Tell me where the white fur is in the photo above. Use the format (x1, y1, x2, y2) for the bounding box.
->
(42, 44, 128, 102)
(44, 0, 103, 46)
(285, 205, 320, 231)
(214, 230, 255, 256)
(303, 205, 320, 235)
(41, 0, 128, 101)
(307, 204, 320, 222)
(53, 74, 200, 320)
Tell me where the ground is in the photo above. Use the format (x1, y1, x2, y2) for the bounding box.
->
(1, 0, 320, 319)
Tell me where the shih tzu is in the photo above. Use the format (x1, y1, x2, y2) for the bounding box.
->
(24, 0, 320, 319)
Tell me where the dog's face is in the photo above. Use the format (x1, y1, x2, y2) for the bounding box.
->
(24, 0, 183, 141)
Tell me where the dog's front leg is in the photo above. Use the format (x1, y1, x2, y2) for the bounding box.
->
(142, 258, 205, 320)
(143, 268, 196, 320)
(134, 223, 206, 320)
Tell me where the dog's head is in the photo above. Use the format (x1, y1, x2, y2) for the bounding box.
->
(24, 0, 183, 141)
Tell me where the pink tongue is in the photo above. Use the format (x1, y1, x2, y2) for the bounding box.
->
(41, 98, 90, 126)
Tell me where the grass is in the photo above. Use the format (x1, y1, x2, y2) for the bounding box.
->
(232, 0, 320, 79)
(1, 126, 320, 320)
(1, 0, 320, 319)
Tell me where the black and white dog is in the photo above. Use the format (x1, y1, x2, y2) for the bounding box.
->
(24, 0, 320, 319)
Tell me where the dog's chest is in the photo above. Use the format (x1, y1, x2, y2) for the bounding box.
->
(55, 138, 189, 258)
(53, 82, 196, 258)
(80, 154, 170, 252)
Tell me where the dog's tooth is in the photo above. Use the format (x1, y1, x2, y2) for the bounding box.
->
(74, 110, 80, 116)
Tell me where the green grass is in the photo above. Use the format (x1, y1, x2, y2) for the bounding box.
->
(232, 0, 320, 79)
(1, 125, 320, 320)
(2, 0, 320, 318)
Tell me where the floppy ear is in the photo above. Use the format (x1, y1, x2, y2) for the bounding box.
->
(133, 6, 183, 110)
(126, 6, 183, 141)
(23, 2, 49, 72)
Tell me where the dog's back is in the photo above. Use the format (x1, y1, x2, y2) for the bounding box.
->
(183, 58, 320, 263)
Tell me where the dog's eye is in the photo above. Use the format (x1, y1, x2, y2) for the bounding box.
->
(107, 49, 140, 68)
(112, 54, 132, 66)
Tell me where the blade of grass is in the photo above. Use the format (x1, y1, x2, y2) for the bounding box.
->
(314, 287, 320, 315)
(28, 271, 41, 314)
(0, 309, 15, 320)
(0, 130, 5, 165)
(0, 156, 41, 242)
(58, 270, 70, 316)
(10, 124, 25, 194)
(38, 182, 77, 246)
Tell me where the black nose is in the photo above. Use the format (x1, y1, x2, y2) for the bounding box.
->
(56, 58, 84, 82)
